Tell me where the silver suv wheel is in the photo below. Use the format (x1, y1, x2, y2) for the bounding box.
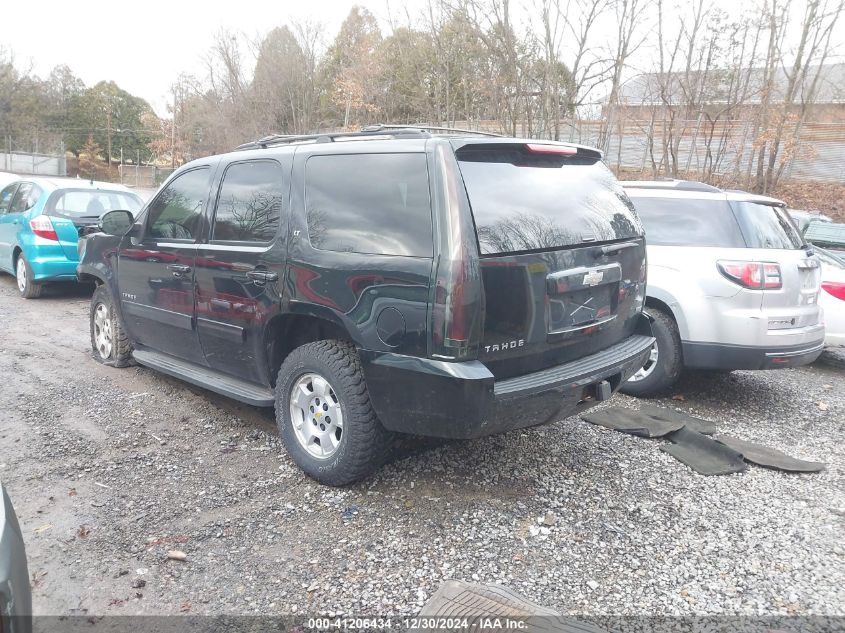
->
(628, 345, 658, 382)
(92, 302, 114, 359)
(289, 372, 344, 459)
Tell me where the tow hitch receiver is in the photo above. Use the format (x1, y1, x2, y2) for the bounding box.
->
(595, 380, 612, 401)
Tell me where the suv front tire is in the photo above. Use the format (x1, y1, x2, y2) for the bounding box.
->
(621, 308, 682, 397)
(90, 285, 134, 367)
(275, 340, 394, 485)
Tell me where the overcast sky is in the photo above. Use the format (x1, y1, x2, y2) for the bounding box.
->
(4, 0, 411, 115)
(5, 0, 835, 117)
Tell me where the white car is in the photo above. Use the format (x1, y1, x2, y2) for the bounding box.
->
(621, 180, 824, 396)
(816, 247, 845, 348)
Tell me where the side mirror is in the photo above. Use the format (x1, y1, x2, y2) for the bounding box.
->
(99, 210, 134, 236)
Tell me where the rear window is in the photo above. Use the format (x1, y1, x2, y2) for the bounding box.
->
(52, 190, 143, 218)
(629, 196, 745, 248)
(456, 146, 641, 255)
(731, 201, 803, 250)
(305, 153, 432, 257)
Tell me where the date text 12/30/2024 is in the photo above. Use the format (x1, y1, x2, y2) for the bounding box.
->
(306, 617, 529, 630)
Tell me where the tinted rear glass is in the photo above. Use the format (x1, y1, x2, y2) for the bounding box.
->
(629, 196, 745, 247)
(52, 190, 143, 218)
(456, 146, 641, 255)
(731, 201, 803, 250)
(305, 153, 432, 257)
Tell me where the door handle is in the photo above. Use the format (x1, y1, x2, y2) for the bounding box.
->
(246, 270, 279, 284)
(167, 264, 192, 277)
(595, 241, 639, 257)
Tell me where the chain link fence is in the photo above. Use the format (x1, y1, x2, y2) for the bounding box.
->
(1, 150, 67, 177)
(117, 164, 175, 188)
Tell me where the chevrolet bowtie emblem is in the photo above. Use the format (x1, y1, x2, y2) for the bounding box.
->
(583, 270, 604, 286)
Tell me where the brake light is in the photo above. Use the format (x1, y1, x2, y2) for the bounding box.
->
(525, 143, 577, 155)
(822, 281, 845, 301)
(430, 144, 482, 360)
(717, 261, 782, 289)
(30, 215, 58, 241)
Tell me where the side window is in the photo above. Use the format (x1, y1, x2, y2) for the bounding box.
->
(146, 168, 210, 241)
(9, 183, 40, 214)
(212, 160, 284, 242)
(0, 184, 18, 214)
(304, 153, 432, 257)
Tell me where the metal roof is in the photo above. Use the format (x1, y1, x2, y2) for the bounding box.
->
(805, 221, 845, 247)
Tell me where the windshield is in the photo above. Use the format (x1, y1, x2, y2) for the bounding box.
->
(456, 145, 642, 255)
(731, 201, 804, 250)
(50, 190, 143, 219)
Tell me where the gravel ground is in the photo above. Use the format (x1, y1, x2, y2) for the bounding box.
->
(0, 274, 843, 618)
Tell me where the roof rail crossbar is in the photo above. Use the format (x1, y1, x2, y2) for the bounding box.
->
(235, 127, 431, 151)
(362, 123, 504, 138)
(622, 179, 722, 193)
(235, 129, 431, 150)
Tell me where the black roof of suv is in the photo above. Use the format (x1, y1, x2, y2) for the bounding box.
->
(78, 126, 653, 485)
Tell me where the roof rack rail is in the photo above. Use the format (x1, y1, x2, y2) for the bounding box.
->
(361, 123, 503, 138)
(235, 123, 502, 151)
(622, 179, 722, 193)
(235, 127, 431, 151)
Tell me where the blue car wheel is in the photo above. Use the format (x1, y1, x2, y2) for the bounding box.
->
(15, 254, 43, 299)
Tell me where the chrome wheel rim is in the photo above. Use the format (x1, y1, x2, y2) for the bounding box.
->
(93, 302, 113, 359)
(289, 373, 344, 459)
(16, 258, 26, 292)
(628, 344, 659, 382)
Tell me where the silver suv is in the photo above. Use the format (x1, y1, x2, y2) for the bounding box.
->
(621, 180, 824, 397)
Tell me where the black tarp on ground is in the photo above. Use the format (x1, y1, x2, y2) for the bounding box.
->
(581, 406, 825, 475)
(581, 407, 684, 438)
(581, 405, 717, 438)
(714, 435, 826, 473)
(637, 404, 718, 435)
(661, 427, 748, 476)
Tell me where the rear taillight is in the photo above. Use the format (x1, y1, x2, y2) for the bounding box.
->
(822, 281, 845, 301)
(717, 261, 782, 289)
(30, 215, 58, 241)
(430, 144, 483, 360)
(525, 143, 577, 155)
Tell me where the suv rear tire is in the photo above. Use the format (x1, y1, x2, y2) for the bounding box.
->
(90, 285, 134, 367)
(275, 340, 394, 486)
(621, 308, 683, 397)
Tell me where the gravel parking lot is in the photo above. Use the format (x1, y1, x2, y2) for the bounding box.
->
(0, 275, 843, 619)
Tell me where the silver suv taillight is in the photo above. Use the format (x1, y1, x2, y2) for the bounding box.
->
(717, 261, 782, 289)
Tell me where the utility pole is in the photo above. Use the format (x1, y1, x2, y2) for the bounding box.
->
(171, 86, 177, 169)
(106, 98, 113, 167)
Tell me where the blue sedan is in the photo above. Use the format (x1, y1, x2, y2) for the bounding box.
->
(0, 177, 143, 298)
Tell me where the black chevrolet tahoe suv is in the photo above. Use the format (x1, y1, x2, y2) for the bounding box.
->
(78, 126, 654, 485)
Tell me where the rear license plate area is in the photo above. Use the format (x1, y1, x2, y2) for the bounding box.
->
(546, 263, 621, 336)
(549, 285, 615, 330)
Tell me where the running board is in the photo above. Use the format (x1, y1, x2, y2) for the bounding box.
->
(132, 349, 275, 407)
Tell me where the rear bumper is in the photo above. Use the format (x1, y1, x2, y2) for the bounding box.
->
(28, 251, 78, 281)
(360, 316, 654, 439)
(683, 339, 825, 370)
